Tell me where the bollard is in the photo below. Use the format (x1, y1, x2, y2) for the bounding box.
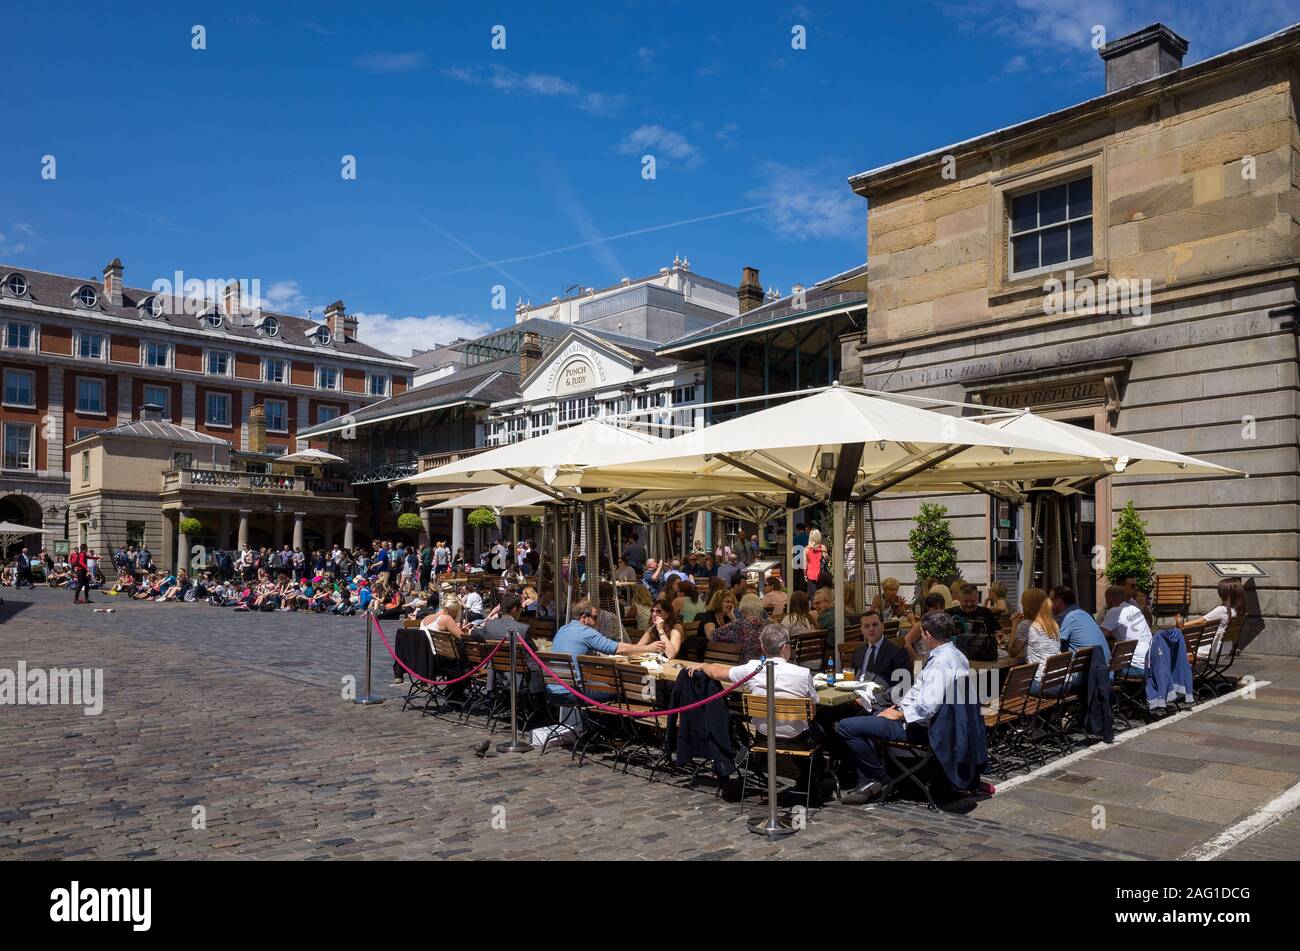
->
(353, 613, 385, 705)
(496, 629, 533, 753)
(748, 659, 796, 837)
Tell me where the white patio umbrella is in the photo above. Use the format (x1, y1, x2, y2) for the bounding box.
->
(895, 409, 1242, 494)
(395, 420, 671, 497)
(274, 447, 346, 465)
(0, 521, 47, 553)
(581, 385, 1103, 500)
(432, 483, 551, 515)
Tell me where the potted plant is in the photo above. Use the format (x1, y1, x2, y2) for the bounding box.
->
(467, 507, 498, 529)
(396, 513, 424, 534)
(1107, 500, 1155, 591)
(908, 502, 960, 587)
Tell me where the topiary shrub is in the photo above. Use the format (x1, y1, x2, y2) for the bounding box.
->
(396, 513, 424, 533)
(178, 516, 204, 537)
(1107, 500, 1155, 591)
(908, 502, 960, 585)
(467, 506, 498, 528)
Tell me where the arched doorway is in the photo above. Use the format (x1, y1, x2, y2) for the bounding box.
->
(0, 494, 45, 558)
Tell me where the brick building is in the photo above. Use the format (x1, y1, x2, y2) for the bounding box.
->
(0, 259, 412, 556)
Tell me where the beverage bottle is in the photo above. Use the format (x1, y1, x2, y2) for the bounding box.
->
(826, 656, 836, 685)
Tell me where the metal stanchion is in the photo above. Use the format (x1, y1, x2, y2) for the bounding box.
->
(497, 630, 533, 753)
(748, 659, 796, 837)
(353, 613, 386, 705)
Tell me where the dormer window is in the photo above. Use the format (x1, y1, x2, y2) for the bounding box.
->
(139, 295, 167, 319)
(73, 284, 99, 308)
(258, 316, 279, 338)
(2, 272, 28, 298)
(200, 308, 224, 330)
(309, 325, 332, 346)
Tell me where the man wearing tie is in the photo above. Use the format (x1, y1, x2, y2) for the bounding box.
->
(851, 610, 911, 689)
(819, 610, 911, 772)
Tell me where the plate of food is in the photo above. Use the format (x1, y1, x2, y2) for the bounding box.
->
(833, 679, 866, 690)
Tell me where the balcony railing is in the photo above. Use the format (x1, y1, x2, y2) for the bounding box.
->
(162, 468, 353, 497)
(417, 446, 490, 473)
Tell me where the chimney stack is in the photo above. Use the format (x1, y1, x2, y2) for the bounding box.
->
(102, 259, 123, 307)
(519, 331, 543, 379)
(738, 266, 763, 313)
(324, 300, 357, 347)
(139, 402, 164, 422)
(1099, 23, 1188, 94)
(248, 404, 267, 453)
(222, 280, 242, 316)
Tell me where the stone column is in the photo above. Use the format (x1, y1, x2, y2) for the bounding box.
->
(181, 381, 197, 429)
(176, 511, 190, 574)
(420, 508, 432, 547)
(785, 507, 795, 592)
(343, 513, 355, 550)
(237, 509, 250, 549)
(46, 366, 65, 475)
(273, 510, 284, 548)
(451, 508, 465, 561)
(292, 512, 305, 551)
(161, 510, 177, 574)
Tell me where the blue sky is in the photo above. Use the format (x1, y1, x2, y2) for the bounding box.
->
(3, 0, 1295, 356)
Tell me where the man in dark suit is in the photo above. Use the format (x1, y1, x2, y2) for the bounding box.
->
(850, 610, 912, 691)
(819, 610, 913, 765)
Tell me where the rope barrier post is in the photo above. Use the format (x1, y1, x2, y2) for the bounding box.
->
(748, 659, 795, 837)
(496, 630, 532, 753)
(353, 611, 385, 705)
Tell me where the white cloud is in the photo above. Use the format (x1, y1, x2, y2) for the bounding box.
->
(616, 125, 701, 169)
(247, 279, 309, 315)
(1002, 54, 1028, 74)
(355, 51, 429, 73)
(445, 66, 626, 116)
(714, 122, 739, 148)
(0, 222, 38, 255)
(351, 312, 495, 358)
(745, 162, 861, 242)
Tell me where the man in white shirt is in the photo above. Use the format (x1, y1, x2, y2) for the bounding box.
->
(1101, 584, 1153, 674)
(835, 612, 970, 804)
(460, 585, 485, 621)
(702, 624, 817, 740)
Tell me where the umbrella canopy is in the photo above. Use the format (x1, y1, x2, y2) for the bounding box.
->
(578, 386, 1109, 500)
(396, 420, 673, 494)
(0, 521, 46, 534)
(275, 448, 345, 465)
(894, 410, 1242, 495)
(432, 483, 551, 515)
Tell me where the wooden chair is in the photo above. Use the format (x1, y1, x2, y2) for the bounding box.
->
(701, 640, 743, 666)
(1195, 613, 1245, 698)
(1151, 574, 1192, 622)
(613, 665, 670, 779)
(458, 639, 495, 723)
(887, 634, 908, 653)
(789, 630, 829, 669)
(837, 641, 859, 674)
(736, 694, 824, 810)
(400, 627, 440, 714)
(487, 636, 535, 735)
(1051, 646, 1095, 750)
(428, 630, 467, 717)
(535, 651, 582, 755)
(574, 657, 622, 764)
(1107, 638, 1141, 728)
(984, 663, 1039, 778)
(1027, 652, 1073, 761)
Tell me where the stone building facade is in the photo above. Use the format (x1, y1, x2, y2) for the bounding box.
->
(844, 24, 1300, 653)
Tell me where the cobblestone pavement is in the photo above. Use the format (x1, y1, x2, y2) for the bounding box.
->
(2, 587, 1297, 860)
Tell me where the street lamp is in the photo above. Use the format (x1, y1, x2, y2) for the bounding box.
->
(389, 492, 404, 513)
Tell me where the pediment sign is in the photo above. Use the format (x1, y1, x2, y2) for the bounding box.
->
(526, 339, 626, 400)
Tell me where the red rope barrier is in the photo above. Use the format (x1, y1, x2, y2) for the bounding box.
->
(371, 615, 506, 687)
(516, 636, 763, 718)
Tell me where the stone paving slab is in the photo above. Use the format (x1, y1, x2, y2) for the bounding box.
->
(1, 587, 1298, 860)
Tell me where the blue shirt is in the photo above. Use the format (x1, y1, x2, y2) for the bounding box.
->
(899, 640, 971, 726)
(550, 620, 622, 696)
(1056, 606, 1111, 664)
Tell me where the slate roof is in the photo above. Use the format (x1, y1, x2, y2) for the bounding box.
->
(76, 419, 230, 446)
(0, 263, 414, 368)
